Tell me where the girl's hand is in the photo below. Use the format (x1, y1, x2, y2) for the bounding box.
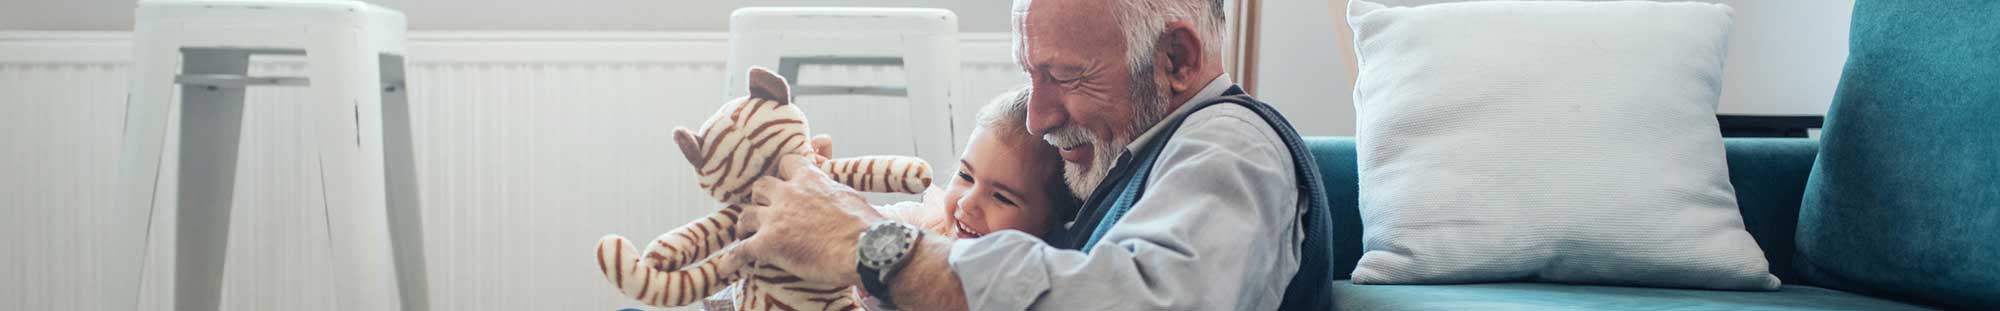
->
(875, 186, 954, 237)
(915, 186, 954, 236)
(809, 134, 835, 164)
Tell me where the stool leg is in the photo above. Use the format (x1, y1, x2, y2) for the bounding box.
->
(310, 47, 403, 311)
(175, 49, 252, 311)
(113, 34, 182, 311)
(380, 54, 430, 311)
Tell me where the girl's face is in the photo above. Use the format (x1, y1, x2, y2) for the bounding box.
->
(945, 127, 1063, 239)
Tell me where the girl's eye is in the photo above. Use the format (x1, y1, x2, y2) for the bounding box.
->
(958, 172, 974, 183)
(993, 193, 1017, 207)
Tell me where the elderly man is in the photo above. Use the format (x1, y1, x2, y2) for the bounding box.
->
(732, 0, 1333, 310)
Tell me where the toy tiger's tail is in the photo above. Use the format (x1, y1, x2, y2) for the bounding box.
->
(595, 205, 744, 308)
(821, 155, 931, 194)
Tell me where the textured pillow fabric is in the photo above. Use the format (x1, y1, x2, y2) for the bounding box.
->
(1797, 1, 2000, 309)
(1347, 0, 1780, 290)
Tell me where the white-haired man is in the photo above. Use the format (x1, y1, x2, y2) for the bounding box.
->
(731, 0, 1334, 310)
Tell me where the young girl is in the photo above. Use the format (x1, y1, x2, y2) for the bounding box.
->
(854, 85, 1077, 309)
(872, 85, 1079, 241)
(704, 86, 1079, 311)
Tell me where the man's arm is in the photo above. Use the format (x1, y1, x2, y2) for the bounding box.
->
(949, 106, 1301, 310)
(735, 155, 973, 310)
(872, 190, 972, 310)
(882, 234, 968, 310)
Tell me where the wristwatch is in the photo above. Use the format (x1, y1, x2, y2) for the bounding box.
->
(857, 221, 922, 308)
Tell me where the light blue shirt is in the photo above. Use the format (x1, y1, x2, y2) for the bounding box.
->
(948, 75, 1304, 310)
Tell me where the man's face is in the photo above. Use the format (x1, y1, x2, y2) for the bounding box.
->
(1018, 0, 1172, 199)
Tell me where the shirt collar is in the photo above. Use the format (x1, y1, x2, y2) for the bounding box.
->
(1125, 73, 1235, 153)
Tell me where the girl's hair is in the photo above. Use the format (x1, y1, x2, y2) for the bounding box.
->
(976, 85, 1082, 222)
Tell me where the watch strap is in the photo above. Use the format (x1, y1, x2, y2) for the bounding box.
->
(859, 262, 896, 308)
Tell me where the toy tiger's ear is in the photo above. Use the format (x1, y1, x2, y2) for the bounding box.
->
(746, 67, 790, 105)
(674, 127, 705, 168)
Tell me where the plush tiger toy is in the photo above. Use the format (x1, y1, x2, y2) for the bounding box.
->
(596, 67, 931, 311)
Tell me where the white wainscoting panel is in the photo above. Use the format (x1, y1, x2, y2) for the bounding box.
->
(0, 31, 1026, 311)
(0, 59, 130, 311)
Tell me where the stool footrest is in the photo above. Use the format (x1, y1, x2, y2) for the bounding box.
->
(175, 74, 310, 88)
(793, 85, 907, 97)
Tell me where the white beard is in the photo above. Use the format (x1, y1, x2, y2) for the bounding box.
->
(1058, 130, 1126, 199)
(1051, 66, 1171, 201)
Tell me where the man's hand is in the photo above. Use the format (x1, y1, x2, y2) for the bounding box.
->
(735, 153, 887, 287)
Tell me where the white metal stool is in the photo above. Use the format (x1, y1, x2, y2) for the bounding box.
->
(725, 7, 966, 179)
(113, 1, 427, 310)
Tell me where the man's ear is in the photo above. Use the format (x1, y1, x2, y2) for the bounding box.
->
(746, 67, 791, 105)
(1157, 20, 1206, 94)
(674, 127, 706, 168)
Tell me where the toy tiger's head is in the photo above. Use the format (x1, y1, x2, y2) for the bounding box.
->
(673, 67, 811, 204)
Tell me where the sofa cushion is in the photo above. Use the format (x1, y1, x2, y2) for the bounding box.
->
(1345, 0, 1777, 290)
(1797, 0, 2000, 309)
(1329, 281, 1930, 311)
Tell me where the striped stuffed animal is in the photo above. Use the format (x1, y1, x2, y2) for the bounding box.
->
(596, 67, 931, 311)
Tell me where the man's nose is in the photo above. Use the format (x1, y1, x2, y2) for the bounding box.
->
(1025, 84, 1066, 136)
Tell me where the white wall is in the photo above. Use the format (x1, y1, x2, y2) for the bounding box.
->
(1256, 0, 1855, 135)
(1252, 0, 1357, 136)
(4, 0, 1853, 138)
(0, 0, 1017, 32)
(1707, 0, 1854, 115)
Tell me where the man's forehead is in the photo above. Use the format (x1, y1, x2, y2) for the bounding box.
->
(1014, 0, 1097, 28)
(1011, 0, 1115, 65)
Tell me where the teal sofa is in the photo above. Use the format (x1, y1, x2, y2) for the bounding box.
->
(1301, 138, 1936, 310)
(1288, 1, 1998, 309)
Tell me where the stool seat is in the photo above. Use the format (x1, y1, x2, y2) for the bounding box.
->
(725, 7, 965, 198)
(113, 1, 427, 310)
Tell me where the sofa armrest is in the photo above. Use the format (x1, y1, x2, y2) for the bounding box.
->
(1719, 138, 1820, 282)
(1303, 137, 1363, 280)
(1302, 137, 1820, 281)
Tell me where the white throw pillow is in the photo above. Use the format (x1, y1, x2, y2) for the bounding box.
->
(1348, 0, 1780, 290)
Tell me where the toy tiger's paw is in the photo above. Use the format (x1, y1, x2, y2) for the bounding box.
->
(595, 235, 642, 288)
(595, 234, 745, 308)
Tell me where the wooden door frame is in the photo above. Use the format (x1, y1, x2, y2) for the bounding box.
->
(1227, 0, 1263, 95)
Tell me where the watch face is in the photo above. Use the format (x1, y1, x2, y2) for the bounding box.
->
(864, 236, 892, 261)
(862, 224, 904, 264)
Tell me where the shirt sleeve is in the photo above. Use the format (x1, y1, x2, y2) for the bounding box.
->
(947, 106, 1303, 311)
